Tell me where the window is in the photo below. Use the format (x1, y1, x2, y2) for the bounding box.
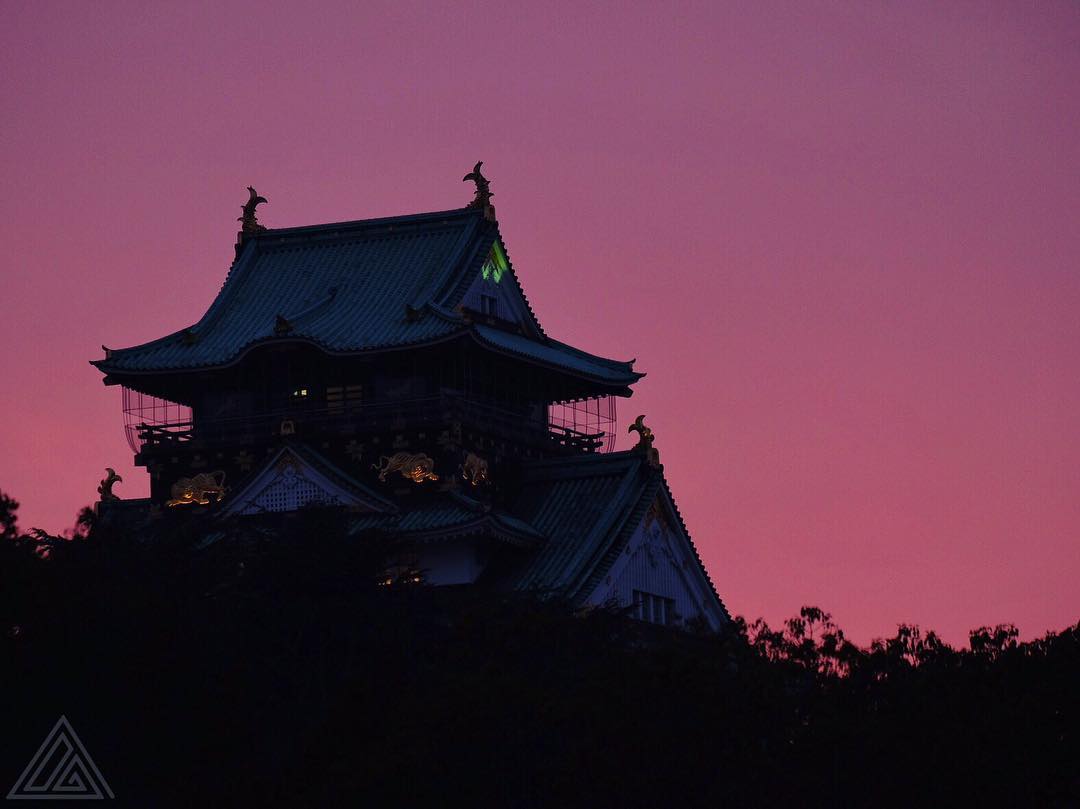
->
(480, 294, 498, 317)
(326, 384, 363, 414)
(633, 590, 676, 626)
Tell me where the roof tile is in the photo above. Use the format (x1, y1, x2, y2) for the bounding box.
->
(94, 207, 640, 386)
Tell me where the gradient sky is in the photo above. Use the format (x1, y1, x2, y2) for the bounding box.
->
(2, 0, 1077, 644)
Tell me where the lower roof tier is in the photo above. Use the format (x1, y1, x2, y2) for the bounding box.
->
(100, 441, 729, 630)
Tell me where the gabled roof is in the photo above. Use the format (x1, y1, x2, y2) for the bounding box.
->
(221, 443, 397, 516)
(221, 442, 542, 547)
(92, 207, 642, 388)
(507, 451, 727, 617)
(508, 452, 651, 594)
(347, 490, 544, 549)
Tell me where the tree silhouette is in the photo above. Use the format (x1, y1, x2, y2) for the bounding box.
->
(0, 490, 18, 541)
(0, 488, 1077, 808)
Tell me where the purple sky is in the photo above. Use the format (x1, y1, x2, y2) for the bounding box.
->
(2, 0, 1078, 643)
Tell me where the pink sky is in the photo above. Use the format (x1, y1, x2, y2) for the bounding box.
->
(2, 0, 1077, 643)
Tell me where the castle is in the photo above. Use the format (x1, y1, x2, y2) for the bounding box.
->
(92, 166, 728, 631)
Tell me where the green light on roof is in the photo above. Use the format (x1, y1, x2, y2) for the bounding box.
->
(480, 242, 509, 284)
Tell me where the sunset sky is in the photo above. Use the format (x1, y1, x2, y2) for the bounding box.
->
(1, 0, 1077, 643)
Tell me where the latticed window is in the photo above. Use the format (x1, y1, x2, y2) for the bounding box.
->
(242, 467, 341, 514)
(633, 590, 675, 626)
(326, 384, 363, 414)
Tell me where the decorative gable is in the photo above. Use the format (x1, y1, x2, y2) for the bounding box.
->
(222, 446, 394, 516)
(583, 493, 728, 631)
(459, 240, 536, 330)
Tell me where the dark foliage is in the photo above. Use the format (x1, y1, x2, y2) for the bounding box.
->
(0, 490, 18, 541)
(0, 503, 1077, 808)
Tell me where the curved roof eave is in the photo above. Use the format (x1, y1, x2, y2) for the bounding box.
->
(95, 322, 643, 394)
(469, 326, 644, 390)
(92, 326, 471, 379)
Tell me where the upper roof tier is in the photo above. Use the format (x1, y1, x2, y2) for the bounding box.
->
(92, 206, 642, 389)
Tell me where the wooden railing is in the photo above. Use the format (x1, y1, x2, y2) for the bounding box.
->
(548, 424, 605, 453)
(136, 422, 195, 446)
(136, 395, 606, 454)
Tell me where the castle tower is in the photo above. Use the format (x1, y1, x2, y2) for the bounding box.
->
(92, 169, 728, 630)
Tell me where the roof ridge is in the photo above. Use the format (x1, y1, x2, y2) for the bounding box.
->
(519, 451, 644, 477)
(656, 475, 730, 621)
(260, 206, 482, 238)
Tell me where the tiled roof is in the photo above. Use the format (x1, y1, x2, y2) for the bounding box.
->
(347, 490, 543, 548)
(92, 207, 641, 387)
(508, 452, 653, 595)
(473, 326, 638, 385)
(508, 451, 727, 617)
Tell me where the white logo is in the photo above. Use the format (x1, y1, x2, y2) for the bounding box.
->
(7, 716, 114, 800)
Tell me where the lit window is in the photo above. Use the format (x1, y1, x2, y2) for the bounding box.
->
(379, 564, 425, 587)
(290, 388, 309, 401)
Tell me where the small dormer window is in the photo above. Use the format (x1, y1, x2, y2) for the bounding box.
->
(633, 590, 675, 625)
(480, 295, 498, 317)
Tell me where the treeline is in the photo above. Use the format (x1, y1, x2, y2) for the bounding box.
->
(0, 491, 1077, 808)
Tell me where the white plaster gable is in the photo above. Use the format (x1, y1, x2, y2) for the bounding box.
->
(583, 491, 727, 631)
(459, 243, 535, 330)
(222, 447, 391, 516)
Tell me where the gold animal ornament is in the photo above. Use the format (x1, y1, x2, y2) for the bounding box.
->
(460, 452, 489, 486)
(166, 471, 227, 507)
(97, 468, 122, 501)
(628, 415, 661, 468)
(372, 452, 439, 484)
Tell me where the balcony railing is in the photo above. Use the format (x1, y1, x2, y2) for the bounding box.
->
(137, 423, 195, 445)
(136, 394, 606, 455)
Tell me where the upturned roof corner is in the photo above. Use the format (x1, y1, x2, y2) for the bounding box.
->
(93, 201, 642, 388)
